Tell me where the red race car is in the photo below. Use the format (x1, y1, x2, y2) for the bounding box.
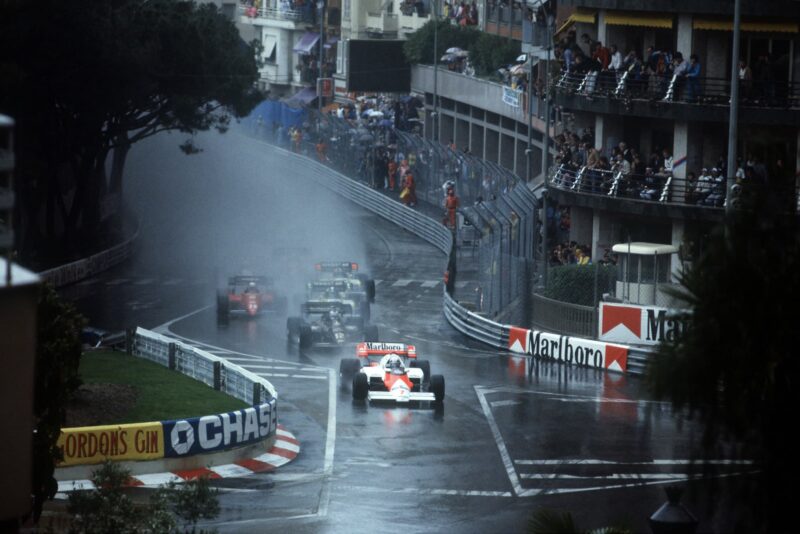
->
(216, 275, 287, 326)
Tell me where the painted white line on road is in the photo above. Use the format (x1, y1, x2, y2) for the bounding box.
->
(490, 400, 522, 408)
(317, 367, 337, 518)
(291, 374, 328, 380)
(106, 278, 130, 285)
(135, 278, 155, 285)
(242, 364, 320, 372)
(254, 373, 290, 378)
(421, 280, 440, 288)
(521, 473, 703, 481)
(392, 279, 413, 287)
(538, 472, 753, 496)
(475, 386, 532, 497)
(514, 459, 755, 466)
(334, 484, 513, 498)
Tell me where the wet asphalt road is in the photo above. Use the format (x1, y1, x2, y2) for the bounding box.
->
(66, 128, 737, 533)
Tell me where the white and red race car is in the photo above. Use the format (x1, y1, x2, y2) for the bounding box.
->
(339, 342, 445, 403)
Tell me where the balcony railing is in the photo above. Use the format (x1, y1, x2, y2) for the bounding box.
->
(486, 4, 524, 25)
(555, 68, 800, 110)
(239, 3, 313, 23)
(551, 163, 800, 212)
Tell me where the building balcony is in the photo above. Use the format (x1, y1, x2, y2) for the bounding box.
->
(365, 12, 399, 36)
(485, 4, 523, 40)
(556, 0, 799, 18)
(554, 69, 800, 126)
(399, 11, 431, 35)
(548, 163, 800, 220)
(239, 3, 315, 28)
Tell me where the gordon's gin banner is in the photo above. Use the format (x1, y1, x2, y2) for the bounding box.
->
(598, 302, 687, 346)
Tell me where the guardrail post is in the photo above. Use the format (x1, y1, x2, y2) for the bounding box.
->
(168, 343, 176, 370)
(213, 361, 222, 391)
(125, 328, 135, 355)
(252, 383, 261, 405)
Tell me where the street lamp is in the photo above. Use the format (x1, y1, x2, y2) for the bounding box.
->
(317, 0, 325, 135)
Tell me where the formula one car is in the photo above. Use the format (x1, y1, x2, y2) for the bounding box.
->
(306, 280, 371, 320)
(315, 261, 376, 303)
(217, 275, 288, 326)
(340, 342, 445, 403)
(287, 300, 379, 349)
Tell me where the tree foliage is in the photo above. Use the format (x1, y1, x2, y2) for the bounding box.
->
(67, 462, 221, 533)
(403, 20, 519, 77)
(647, 191, 800, 531)
(32, 284, 85, 520)
(0, 0, 261, 263)
(543, 264, 616, 306)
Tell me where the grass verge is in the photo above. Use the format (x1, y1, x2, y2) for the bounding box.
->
(77, 350, 249, 425)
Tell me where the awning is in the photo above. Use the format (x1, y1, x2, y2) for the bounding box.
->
(293, 32, 320, 55)
(605, 12, 673, 29)
(693, 18, 799, 33)
(262, 35, 277, 60)
(555, 9, 596, 36)
(288, 87, 318, 105)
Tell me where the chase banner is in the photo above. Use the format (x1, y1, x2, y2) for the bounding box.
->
(162, 399, 277, 458)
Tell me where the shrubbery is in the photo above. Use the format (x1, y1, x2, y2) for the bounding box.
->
(543, 264, 616, 306)
(404, 20, 520, 77)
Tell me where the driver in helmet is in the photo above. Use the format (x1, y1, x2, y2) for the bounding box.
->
(324, 308, 341, 326)
(244, 281, 258, 293)
(386, 354, 405, 375)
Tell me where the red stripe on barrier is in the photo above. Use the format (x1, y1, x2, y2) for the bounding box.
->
(278, 435, 300, 446)
(125, 477, 144, 487)
(235, 458, 276, 473)
(269, 447, 298, 460)
(173, 468, 221, 481)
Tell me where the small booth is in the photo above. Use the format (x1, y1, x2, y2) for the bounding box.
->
(612, 242, 680, 307)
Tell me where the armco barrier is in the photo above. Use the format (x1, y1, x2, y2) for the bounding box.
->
(39, 218, 139, 288)
(256, 139, 653, 376)
(56, 327, 279, 468)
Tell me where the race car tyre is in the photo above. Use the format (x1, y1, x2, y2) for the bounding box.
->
(286, 317, 302, 340)
(353, 372, 369, 400)
(430, 375, 445, 403)
(410, 359, 431, 382)
(276, 296, 288, 315)
(359, 301, 371, 322)
(339, 358, 361, 382)
(299, 325, 313, 350)
(366, 279, 376, 303)
(363, 325, 379, 342)
(216, 291, 229, 327)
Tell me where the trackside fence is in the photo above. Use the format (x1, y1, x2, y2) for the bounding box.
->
(129, 327, 277, 405)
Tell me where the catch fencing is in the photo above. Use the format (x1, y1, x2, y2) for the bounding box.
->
(129, 327, 277, 405)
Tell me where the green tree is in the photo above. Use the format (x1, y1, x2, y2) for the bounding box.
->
(0, 0, 260, 264)
(403, 20, 480, 66)
(67, 462, 221, 533)
(32, 284, 85, 520)
(468, 32, 520, 76)
(647, 191, 800, 531)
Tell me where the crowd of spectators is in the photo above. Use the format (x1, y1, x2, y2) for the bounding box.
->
(442, 0, 478, 25)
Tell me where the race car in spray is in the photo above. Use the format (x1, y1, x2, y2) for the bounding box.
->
(314, 261, 376, 303)
(286, 300, 379, 350)
(339, 342, 445, 403)
(217, 275, 288, 326)
(305, 280, 371, 321)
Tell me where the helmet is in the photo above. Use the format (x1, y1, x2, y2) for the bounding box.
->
(386, 355, 405, 374)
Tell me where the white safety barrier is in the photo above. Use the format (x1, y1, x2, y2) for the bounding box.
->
(131, 327, 277, 404)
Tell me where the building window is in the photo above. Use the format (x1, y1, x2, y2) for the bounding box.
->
(343, 0, 350, 21)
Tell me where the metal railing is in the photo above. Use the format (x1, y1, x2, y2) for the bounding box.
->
(557, 68, 800, 109)
(531, 293, 596, 339)
(550, 163, 726, 209)
(239, 3, 312, 22)
(132, 327, 277, 404)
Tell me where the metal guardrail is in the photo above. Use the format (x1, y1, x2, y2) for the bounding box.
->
(131, 327, 278, 404)
(39, 218, 139, 288)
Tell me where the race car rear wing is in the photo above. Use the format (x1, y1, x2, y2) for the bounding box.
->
(229, 275, 272, 286)
(356, 342, 417, 359)
(301, 300, 354, 316)
(315, 261, 359, 273)
(307, 280, 352, 292)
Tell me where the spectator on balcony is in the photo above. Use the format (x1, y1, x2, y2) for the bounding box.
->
(640, 167, 664, 201)
(684, 171, 698, 203)
(739, 60, 754, 102)
(613, 154, 631, 175)
(684, 54, 701, 102)
(662, 148, 673, 174)
(592, 41, 611, 70)
(610, 44, 623, 78)
(694, 168, 713, 200)
(701, 168, 726, 206)
(580, 33, 596, 58)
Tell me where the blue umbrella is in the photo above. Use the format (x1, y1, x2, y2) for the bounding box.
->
(379, 119, 393, 127)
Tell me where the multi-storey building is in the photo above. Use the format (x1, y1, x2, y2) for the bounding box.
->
(548, 0, 800, 276)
